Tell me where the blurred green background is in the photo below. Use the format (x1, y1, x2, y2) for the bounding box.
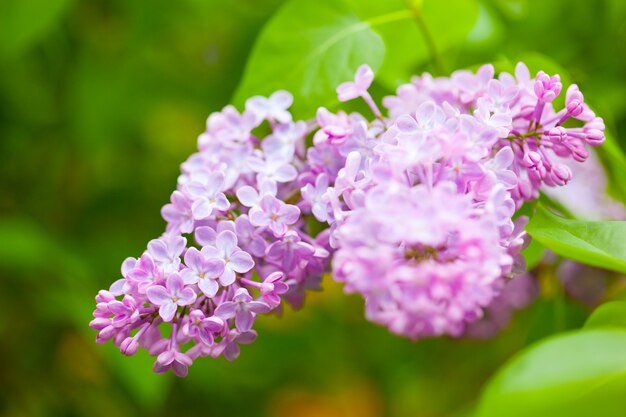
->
(1, 0, 625, 416)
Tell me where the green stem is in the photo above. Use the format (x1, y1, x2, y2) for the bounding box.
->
(403, 0, 446, 75)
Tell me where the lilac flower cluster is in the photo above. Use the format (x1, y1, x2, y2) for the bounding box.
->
(313, 63, 603, 339)
(91, 91, 330, 376)
(91, 62, 604, 375)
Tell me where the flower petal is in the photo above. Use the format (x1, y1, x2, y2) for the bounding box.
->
(235, 310, 254, 332)
(198, 277, 219, 297)
(249, 208, 270, 227)
(236, 186, 260, 207)
(195, 226, 217, 246)
(167, 273, 185, 295)
(280, 204, 300, 225)
(147, 239, 169, 262)
(214, 301, 237, 319)
(159, 302, 177, 322)
(180, 268, 199, 285)
(248, 301, 271, 314)
(183, 247, 203, 270)
(229, 251, 254, 273)
(274, 164, 298, 182)
(177, 287, 197, 306)
(146, 285, 171, 306)
(216, 230, 238, 255)
(219, 267, 236, 286)
(191, 199, 213, 220)
(205, 259, 226, 277)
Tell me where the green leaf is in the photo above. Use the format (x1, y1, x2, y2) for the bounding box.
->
(585, 301, 626, 330)
(526, 205, 626, 274)
(475, 330, 626, 417)
(233, 0, 393, 117)
(234, 0, 479, 117)
(346, 0, 479, 87)
(521, 238, 544, 270)
(0, 0, 73, 59)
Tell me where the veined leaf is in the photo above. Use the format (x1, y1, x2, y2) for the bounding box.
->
(232, 0, 396, 117)
(526, 205, 626, 274)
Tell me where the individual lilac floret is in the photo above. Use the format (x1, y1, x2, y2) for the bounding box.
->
(215, 288, 271, 332)
(161, 191, 194, 234)
(181, 247, 225, 297)
(147, 235, 186, 274)
(147, 273, 197, 322)
(185, 172, 230, 219)
(202, 231, 255, 286)
(247, 152, 298, 184)
(259, 272, 290, 306)
(182, 310, 224, 345)
(245, 90, 294, 124)
(336, 64, 381, 117)
(249, 195, 300, 236)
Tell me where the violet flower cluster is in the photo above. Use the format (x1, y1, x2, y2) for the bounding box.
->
(91, 91, 330, 376)
(324, 63, 603, 339)
(91, 62, 604, 375)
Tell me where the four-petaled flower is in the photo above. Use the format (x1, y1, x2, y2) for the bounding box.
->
(181, 247, 225, 297)
(215, 288, 271, 332)
(147, 235, 186, 274)
(154, 348, 193, 378)
(259, 272, 289, 306)
(161, 190, 194, 234)
(202, 231, 255, 286)
(147, 273, 197, 322)
(182, 309, 225, 345)
(266, 230, 315, 271)
(245, 90, 293, 124)
(336, 64, 374, 101)
(249, 195, 300, 236)
(185, 171, 230, 220)
(247, 152, 298, 184)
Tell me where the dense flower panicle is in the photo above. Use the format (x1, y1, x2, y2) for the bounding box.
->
(91, 89, 331, 377)
(92, 62, 604, 375)
(303, 62, 603, 340)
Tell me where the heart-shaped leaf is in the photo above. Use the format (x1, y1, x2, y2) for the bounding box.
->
(233, 0, 393, 117)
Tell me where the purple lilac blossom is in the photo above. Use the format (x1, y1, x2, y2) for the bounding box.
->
(91, 62, 605, 375)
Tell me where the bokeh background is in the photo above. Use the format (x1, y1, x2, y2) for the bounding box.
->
(1, 0, 625, 416)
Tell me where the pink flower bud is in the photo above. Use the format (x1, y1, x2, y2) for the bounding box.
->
(522, 151, 543, 169)
(570, 144, 590, 162)
(584, 118, 605, 146)
(549, 163, 572, 186)
(120, 337, 139, 356)
(585, 129, 605, 146)
(534, 71, 562, 102)
(565, 84, 584, 117)
(96, 325, 116, 344)
(547, 126, 567, 144)
(566, 99, 584, 117)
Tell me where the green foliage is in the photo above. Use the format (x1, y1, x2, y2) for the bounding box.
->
(1, 0, 626, 416)
(233, 0, 389, 117)
(475, 330, 626, 417)
(527, 205, 626, 273)
(0, 0, 73, 58)
(234, 0, 479, 118)
(345, 0, 479, 87)
(585, 301, 626, 330)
